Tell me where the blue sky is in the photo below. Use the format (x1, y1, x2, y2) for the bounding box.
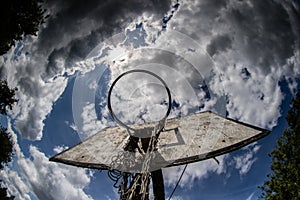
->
(1, 0, 300, 200)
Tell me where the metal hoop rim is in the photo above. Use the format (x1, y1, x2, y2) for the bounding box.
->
(107, 69, 172, 133)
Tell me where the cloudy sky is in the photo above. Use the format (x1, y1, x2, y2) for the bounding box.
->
(0, 0, 300, 199)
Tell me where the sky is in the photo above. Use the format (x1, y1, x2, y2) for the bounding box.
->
(0, 0, 300, 199)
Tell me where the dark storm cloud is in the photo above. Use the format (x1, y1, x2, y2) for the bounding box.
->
(171, 0, 299, 74)
(2, 0, 173, 140)
(173, 0, 229, 39)
(206, 34, 232, 56)
(224, 0, 297, 71)
(38, 0, 172, 78)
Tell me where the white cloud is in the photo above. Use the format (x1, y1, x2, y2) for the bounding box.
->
(233, 142, 261, 176)
(163, 142, 262, 190)
(0, 121, 93, 200)
(53, 145, 69, 154)
(163, 155, 227, 189)
(0, 41, 68, 141)
(18, 146, 93, 200)
(71, 32, 217, 138)
(80, 102, 108, 139)
(234, 153, 257, 176)
(166, 0, 300, 129)
(211, 62, 284, 129)
(0, 168, 31, 200)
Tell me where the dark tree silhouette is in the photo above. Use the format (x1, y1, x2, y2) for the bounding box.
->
(0, 0, 45, 55)
(0, 0, 46, 197)
(0, 127, 15, 199)
(0, 186, 14, 200)
(0, 127, 14, 170)
(0, 1, 46, 198)
(0, 80, 17, 115)
(260, 89, 300, 199)
(0, 81, 16, 199)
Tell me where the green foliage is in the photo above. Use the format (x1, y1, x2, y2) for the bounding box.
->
(260, 90, 300, 199)
(0, 0, 46, 55)
(0, 80, 17, 115)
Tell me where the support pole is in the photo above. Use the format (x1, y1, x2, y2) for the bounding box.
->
(151, 169, 165, 200)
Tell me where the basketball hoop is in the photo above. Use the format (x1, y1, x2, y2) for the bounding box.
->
(107, 69, 172, 138)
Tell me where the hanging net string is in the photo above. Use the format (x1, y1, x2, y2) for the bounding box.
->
(108, 169, 124, 189)
(167, 164, 188, 200)
(124, 124, 163, 200)
(108, 132, 159, 199)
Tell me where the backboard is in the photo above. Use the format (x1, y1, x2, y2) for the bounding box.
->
(50, 111, 270, 172)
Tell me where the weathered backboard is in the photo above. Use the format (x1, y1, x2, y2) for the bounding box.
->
(50, 111, 270, 172)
